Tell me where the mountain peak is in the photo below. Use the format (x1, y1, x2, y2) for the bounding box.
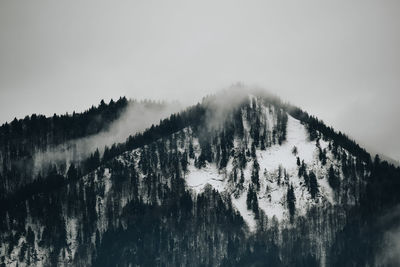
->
(1, 90, 399, 267)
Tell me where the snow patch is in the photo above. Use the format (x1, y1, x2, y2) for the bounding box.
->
(185, 163, 226, 193)
(257, 115, 315, 172)
(259, 184, 286, 221)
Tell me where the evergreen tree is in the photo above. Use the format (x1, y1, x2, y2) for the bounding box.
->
(239, 169, 245, 185)
(246, 185, 259, 217)
(319, 148, 327, 165)
(219, 144, 228, 169)
(233, 167, 238, 183)
(188, 140, 195, 159)
(239, 148, 247, 169)
(298, 160, 306, 177)
(251, 159, 260, 191)
(251, 142, 257, 158)
(198, 136, 213, 168)
(181, 151, 188, 173)
(287, 184, 296, 220)
(260, 137, 266, 150)
(328, 165, 340, 190)
(67, 163, 78, 181)
(292, 146, 298, 156)
(308, 171, 318, 198)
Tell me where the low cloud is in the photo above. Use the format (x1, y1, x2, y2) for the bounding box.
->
(376, 205, 400, 266)
(201, 83, 276, 131)
(33, 100, 182, 173)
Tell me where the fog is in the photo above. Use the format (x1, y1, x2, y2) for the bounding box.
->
(33, 100, 182, 172)
(200, 84, 253, 131)
(376, 205, 400, 266)
(31, 85, 275, 173)
(0, 0, 399, 160)
(199, 84, 280, 133)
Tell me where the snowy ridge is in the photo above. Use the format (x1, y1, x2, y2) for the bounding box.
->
(184, 106, 338, 231)
(0, 93, 369, 266)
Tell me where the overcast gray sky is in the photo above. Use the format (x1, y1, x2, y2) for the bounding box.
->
(0, 0, 399, 160)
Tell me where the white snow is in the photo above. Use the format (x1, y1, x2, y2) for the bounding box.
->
(254, 115, 319, 219)
(181, 108, 345, 233)
(185, 163, 226, 193)
(65, 218, 78, 261)
(184, 113, 327, 230)
(317, 174, 335, 204)
(0, 97, 363, 267)
(103, 168, 112, 194)
(257, 115, 315, 172)
(259, 185, 286, 221)
(95, 168, 112, 233)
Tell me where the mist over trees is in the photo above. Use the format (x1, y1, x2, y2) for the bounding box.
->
(0, 97, 180, 197)
(0, 89, 399, 266)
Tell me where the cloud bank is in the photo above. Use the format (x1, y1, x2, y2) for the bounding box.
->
(33, 100, 182, 173)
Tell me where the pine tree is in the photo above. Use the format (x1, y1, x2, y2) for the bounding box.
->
(292, 146, 298, 156)
(287, 184, 296, 220)
(260, 136, 266, 150)
(233, 167, 238, 183)
(246, 185, 259, 217)
(251, 142, 256, 158)
(246, 186, 253, 210)
(239, 148, 247, 169)
(309, 171, 318, 198)
(219, 145, 228, 169)
(93, 149, 100, 166)
(234, 109, 244, 138)
(198, 137, 213, 168)
(251, 159, 260, 191)
(298, 160, 306, 177)
(181, 151, 188, 172)
(189, 140, 195, 159)
(261, 125, 267, 150)
(328, 165, 340, 190)
(319, 148, 327, 165)
(239, 169, 245, 185)
(67, 163, 78, 180)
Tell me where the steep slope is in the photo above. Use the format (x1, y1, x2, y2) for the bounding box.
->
(0, 98, 178, 197)
(0, 89, 399, 267)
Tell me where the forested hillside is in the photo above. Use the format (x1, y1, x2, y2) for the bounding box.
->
(0, 98, 175, 197)
(1, 89, 399, 266)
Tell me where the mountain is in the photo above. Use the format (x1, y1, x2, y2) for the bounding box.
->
(1, 88, 399, 267)
(373, 153, 399, 168)
(0, 97, 179, 197)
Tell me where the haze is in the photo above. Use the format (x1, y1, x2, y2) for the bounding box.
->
(0, 0, 399, 160)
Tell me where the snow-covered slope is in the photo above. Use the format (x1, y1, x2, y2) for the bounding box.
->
(184, 111, 338, 230)
(0, 93, 370, 267)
